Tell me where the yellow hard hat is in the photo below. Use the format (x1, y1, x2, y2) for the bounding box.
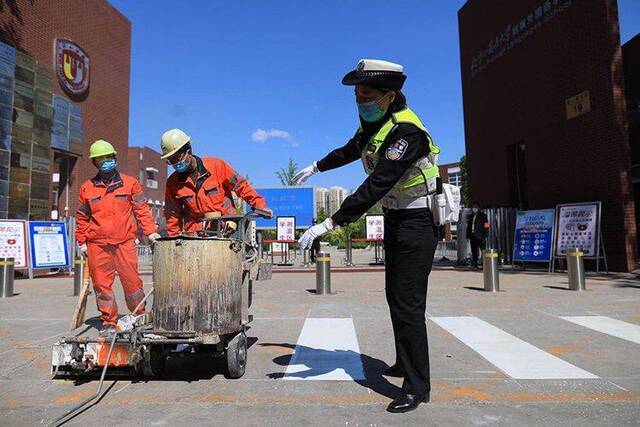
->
(89, 140, 117, 159)
(161, 128, 191, 159)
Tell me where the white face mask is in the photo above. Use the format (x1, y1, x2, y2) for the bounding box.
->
(472, 208, 479, 213)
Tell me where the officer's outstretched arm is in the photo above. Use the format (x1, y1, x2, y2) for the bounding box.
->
(293, 134, 361, 184)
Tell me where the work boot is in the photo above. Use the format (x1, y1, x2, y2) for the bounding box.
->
(383, 364, 405, 378)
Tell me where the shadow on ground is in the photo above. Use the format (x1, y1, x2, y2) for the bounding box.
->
(260, 343, 400, 399)
(56, 336, 260, 384)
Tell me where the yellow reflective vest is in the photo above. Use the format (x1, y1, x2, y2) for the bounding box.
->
(359, 107, 441, 203)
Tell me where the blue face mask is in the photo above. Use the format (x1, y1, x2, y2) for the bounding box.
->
(357, 94, 389, 122)
(172, 159, 191, 173)
(99, 159, 117, 174)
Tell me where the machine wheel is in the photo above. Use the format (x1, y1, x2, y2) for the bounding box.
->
(224, 332, 247, 379)
(137, 345, 166, 377)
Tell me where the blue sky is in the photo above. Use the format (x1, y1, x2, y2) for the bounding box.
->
(111, 0, 640, 191)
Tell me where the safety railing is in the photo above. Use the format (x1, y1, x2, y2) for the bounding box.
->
(434, 240, 458, 261)
(137, 245, 153, 266)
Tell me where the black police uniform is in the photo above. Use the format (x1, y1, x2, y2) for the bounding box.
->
(316, 105, 436, 396)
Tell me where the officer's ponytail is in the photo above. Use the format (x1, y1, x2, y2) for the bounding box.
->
(389, 90, 407, 112)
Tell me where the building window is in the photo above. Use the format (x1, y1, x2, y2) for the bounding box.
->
(145, 167, 158, 189)
(447, 167, 463, 187)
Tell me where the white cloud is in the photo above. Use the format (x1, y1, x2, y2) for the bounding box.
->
(251, 128, 297, 146)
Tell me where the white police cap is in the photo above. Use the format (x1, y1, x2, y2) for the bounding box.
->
(342, 59, 407, 90)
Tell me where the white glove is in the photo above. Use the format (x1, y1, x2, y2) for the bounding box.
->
(293, 161, 319, 184)
(78, 243, 88, 258)
(299, 218, 335, 250)
(148, 233, 161, 244)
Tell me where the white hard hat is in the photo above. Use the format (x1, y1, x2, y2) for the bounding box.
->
(160, 128, 191, 159)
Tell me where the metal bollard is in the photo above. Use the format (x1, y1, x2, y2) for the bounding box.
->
(73, 258, 86, 296)
(0, 257, 15, 298)
(315, 252, 331, 295)
(483, 249, 500, 292)
(345, 235, 354, 267)
(566, 248, 586, 291)
(303, 249, 310, 267)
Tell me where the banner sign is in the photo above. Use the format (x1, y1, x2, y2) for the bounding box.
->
(366, 215, 384, 241)
(554, 202, 600, 258)
(250, 187, 315, 229)
(513, 209, 555, 262)
(276, 216, 296, 242)
(0, 220, 28, 268)
(28, 221, 70, 269)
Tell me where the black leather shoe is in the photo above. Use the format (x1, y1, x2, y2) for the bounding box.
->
(386, 393, 429, 413)
(383, 364, 405, 377)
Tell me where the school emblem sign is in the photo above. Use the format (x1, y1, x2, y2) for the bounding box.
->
(55, 39, 90, 97)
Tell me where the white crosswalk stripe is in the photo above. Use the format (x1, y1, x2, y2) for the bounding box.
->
(560, 316, 640, 345)
(431, 316, 599, 379)
(284, 318, 365, 381)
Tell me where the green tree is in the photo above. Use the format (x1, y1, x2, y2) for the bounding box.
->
(460, 155, 469, 206)
(276, 158, 300, 186)
(316, 207, 327, 223)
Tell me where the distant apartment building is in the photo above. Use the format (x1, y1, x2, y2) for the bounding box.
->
(125, 146, 167, 227)
(314, 187, 329, 216)
(328, 186, 348, 216)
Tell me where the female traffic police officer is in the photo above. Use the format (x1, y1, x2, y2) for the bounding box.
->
(160, 128, 272, 236)
(76, 140, 161, 336)
(296, 59, 440, 413)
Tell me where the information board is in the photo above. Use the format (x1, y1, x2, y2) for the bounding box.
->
(554, 202, 601, 258)
(0, 220, 28, 268)
(512, 209, 555, 262)
(276, 216, 296, 242)
(250, 187, 315, 229)
(28, 221, 70, 269)
(366, 215, 384, 241)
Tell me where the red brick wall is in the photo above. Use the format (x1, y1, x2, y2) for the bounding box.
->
(125, 146, 167, 227)
(459, 0, 637, 271)
(125, 146, 167, 202)
(439, 161, 461, 186)
(0, 0, 131, 216)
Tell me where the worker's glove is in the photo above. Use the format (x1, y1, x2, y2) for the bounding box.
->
(262, 207, 273, 219)
(147, 233, 161, 244)
(299, 218, 335, 250)
(293, 161, 319, 184)
(78, 243, 88, 258)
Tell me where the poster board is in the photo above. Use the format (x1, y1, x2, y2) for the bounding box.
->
(513, 209, 555, 263)
(250, 187, 315, 229)
(28, 221, 70, 269)
(366, 215, 384, 241)
(0, 220, 28, 268)
(276, 216, 296, 242)
(553, 202, 601, 259)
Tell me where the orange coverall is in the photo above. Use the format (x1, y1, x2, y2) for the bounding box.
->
(76, 172, 158, 326)
(165, 156, 266, 236)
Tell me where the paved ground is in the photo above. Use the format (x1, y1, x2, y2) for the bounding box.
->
(1, 258, 639, 426)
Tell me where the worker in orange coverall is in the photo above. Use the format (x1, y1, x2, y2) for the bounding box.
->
(76, 140, 161, 336)
(160, 128, 272, 236)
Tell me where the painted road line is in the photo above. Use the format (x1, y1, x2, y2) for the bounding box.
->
(561, 316, 640, 345)
(284, 318, 365, 381)
(431, 316, 598, 379)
